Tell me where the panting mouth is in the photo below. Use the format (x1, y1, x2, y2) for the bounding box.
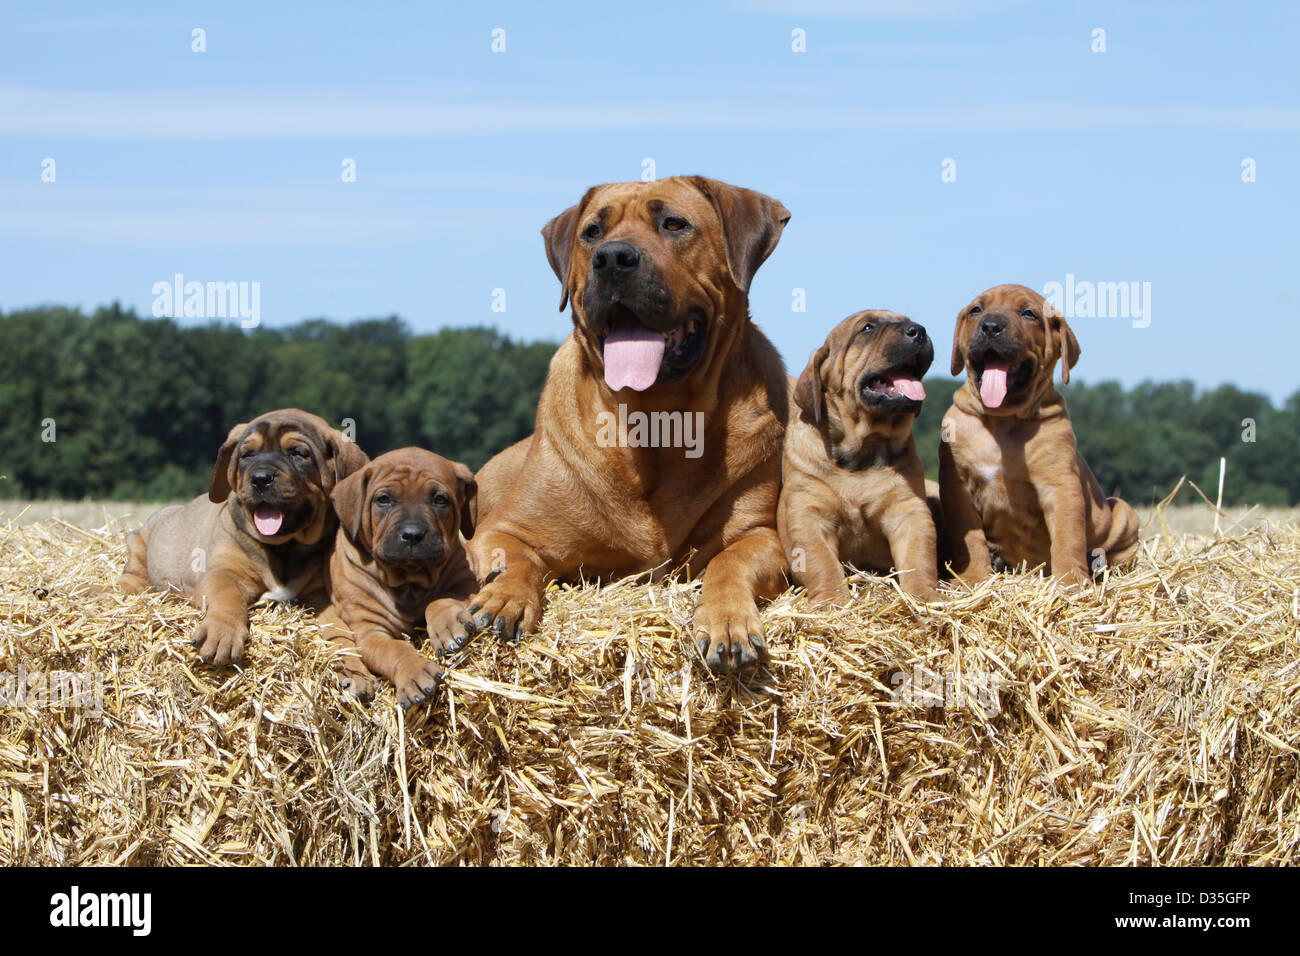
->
(971, 354, 1033, 409)
(598, 303, 707, 392)
(246, 498, 307, 538)
(860, 353, 928, 409)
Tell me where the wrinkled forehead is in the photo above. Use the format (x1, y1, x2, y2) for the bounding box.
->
(973, 285, 1046, 313)
(371, 458, 458, 496)
(834, 309, 910, 348)
(582, 179, 716, 226)
(242, 415, 325, 449)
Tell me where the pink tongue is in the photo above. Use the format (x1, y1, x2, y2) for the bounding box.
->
(980, 363, 1009, 408)
(891, 375, 926, 402)
(254, 504, 284, 536)
(603, 326, 666, 392)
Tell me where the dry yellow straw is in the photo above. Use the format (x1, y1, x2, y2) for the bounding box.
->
(1, 510, 1296, 866)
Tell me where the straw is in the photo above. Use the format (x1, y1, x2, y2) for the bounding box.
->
(0, 509, 1296, 866)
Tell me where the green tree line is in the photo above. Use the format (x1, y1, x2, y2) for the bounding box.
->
(2, 305, 1296, 506)
(0, 305, 553, 500)
(911, 379, 1300, 507)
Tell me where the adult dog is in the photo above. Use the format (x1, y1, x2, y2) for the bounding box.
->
(467, 176, 791, 673)
(939, 284, 1139, 585)
(117, 409, 367, 665)
(780, 311, 941, 604)
(319, 448, 477, 709)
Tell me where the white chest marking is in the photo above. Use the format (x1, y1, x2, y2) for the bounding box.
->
(978, 463, 1002, 483)
(259, 585, 298, 604)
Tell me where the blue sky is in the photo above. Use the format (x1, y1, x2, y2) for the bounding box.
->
(2, 1, 1297, 400)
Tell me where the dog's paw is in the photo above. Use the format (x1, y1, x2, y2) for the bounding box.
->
(466, 580, 541, 644)
(115, 573, 149, 595)
(392, 655, 444, 710)
(191, 615, 249, 667)
(425, 601, 474, 655)
(905, 581, 946, 603)
(1055, 565, 1093, 590)
(692, 598, 768, 674)
(805, 585, 851, 609)
(338, 667, 378, 703)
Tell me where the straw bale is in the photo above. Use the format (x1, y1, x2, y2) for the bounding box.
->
(1, 512, 1296, 865)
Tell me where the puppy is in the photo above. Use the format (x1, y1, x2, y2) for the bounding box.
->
(780, 311, 941, 604)
(939, 284, 1139, 585)
(117, 409, 367, 665)
(318, 448, 477, 709)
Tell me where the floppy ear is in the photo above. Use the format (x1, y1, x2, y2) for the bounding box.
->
(208, 422, 249, 503)
(950, 310, 971, 377)
(330, 464, 371, 543)
(688, 177, 791, 293)
(326, 434, 369, 487)
(452, 461, 478, 539)
(792, 345, 830, 425)
(541, 187, 597, 313)
(1057, 317, 1081, 384)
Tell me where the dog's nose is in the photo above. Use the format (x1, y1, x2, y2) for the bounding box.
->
(250, 469, 275, 490)
(980, 317, 1005, 337)
(592, 241, 640, 277)
(903, 322, 926, 340)
(399, 524, 427, 545)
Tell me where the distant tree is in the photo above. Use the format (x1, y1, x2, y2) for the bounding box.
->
(403, 327, 554, 470)
(1, 305, 1295, 506)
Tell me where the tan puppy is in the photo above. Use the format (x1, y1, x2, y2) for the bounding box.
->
(467, 176, 791, 673)
(780, 311, 940, 605)
(939, 284, 1139, 585)
(318, 448, 477, 709)
(117, 409, 368, 665)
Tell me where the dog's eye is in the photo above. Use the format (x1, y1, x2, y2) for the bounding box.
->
(1019, 309, 1036, 320)
(375, 493, 394, 508)
(662, 216, 689, 233)
(239, 448, 255, 460)
(432, 493, 450, 508)
(861, 323, 874, 334)
(582, 223, 602, 241)
(969, 305, 983, 316)
(289, 447, 309, 459)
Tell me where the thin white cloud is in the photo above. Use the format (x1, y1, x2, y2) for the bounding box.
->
(19, 15, 154, 33)
(0, 173, 578, 205)
(0, 206, 460, 248)
(3, 86, 1298, 139)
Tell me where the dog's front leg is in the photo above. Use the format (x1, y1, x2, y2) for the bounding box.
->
(882, 499, 942, 601)
(466, 530, 549, 643)
(319, 606, 380, 701)
(1037, 472, 1091, 586)
(340, 616, 444, 709)
(694, 527, 785, 674)
(191, 569, 255, 666)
